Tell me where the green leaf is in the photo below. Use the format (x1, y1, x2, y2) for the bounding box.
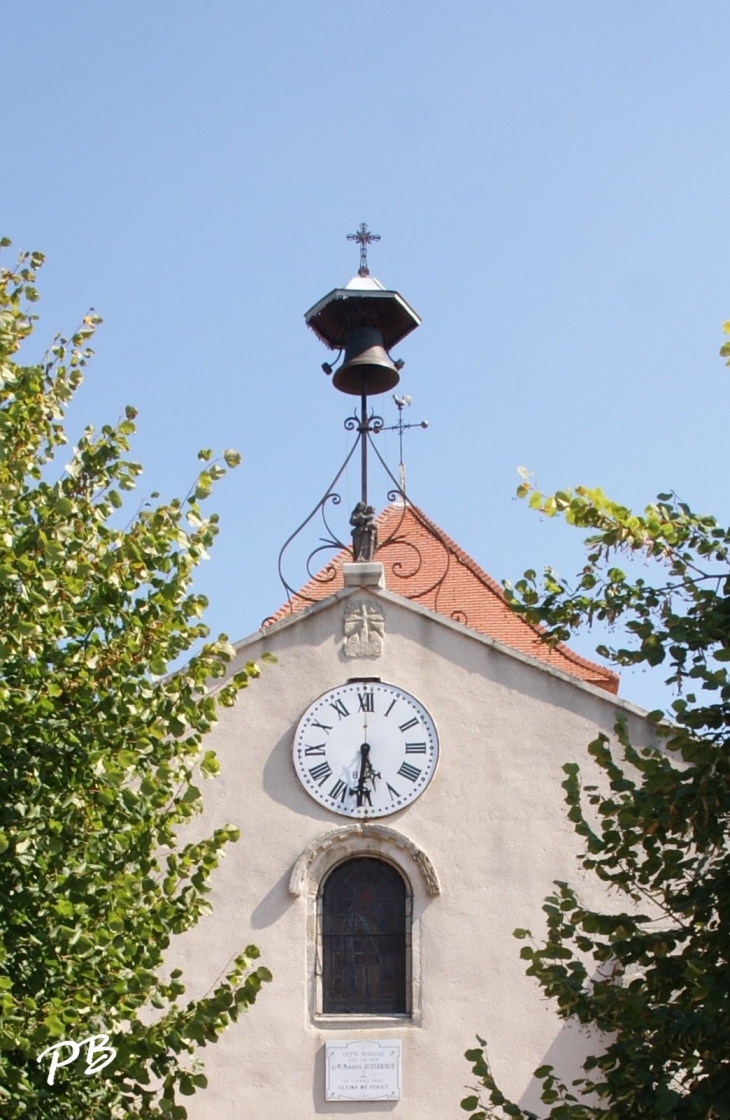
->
(200, 750, 220, 777)
(656, 1083, 679, 1114)
(43, 1014, 66, 1037)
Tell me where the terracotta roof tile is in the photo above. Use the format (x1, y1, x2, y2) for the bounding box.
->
(268, 503, 619, 695)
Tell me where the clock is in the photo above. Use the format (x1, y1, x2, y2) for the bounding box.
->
(293, 681, 439, 818)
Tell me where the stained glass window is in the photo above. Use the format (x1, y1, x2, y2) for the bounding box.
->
(321, 857, 407, 1015)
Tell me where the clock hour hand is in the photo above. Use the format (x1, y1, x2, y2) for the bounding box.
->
(350, 742, 381, 807)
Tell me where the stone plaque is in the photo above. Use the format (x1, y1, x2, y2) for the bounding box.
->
(325, 1039, 401, 1101)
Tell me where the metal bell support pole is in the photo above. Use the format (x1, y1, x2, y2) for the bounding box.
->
(360, 381, 368, 507)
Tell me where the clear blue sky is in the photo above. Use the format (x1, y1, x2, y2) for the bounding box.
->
(4, 2, 730, 711)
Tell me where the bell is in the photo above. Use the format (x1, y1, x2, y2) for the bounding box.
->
(332, 327, 401, 396)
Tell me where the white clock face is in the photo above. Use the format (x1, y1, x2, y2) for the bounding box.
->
(293, 681, 439, 818)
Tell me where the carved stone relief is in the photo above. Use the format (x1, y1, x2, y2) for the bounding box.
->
(343, 598, 385, 658)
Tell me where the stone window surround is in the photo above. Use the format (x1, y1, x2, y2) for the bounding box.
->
(289, 823, 440, 1029)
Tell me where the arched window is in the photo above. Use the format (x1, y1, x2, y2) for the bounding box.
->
(292, 824, 439, 1023)
(321, 857, 408, 1015)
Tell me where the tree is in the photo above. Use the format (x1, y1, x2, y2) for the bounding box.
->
(0, 241, 271, 1119)
(462, 412, 730, 1119)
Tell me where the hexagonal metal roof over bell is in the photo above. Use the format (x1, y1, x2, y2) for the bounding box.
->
(305, 274, 421, 352)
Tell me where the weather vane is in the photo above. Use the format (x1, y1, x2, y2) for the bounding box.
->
(382, 394, 429, 497)
(347, 222, 381, 276)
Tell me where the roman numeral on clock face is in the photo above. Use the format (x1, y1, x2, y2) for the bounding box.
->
(399, 717, 419, 733)
(405, 742, 427, 753)
(304, 744, 326, 756)
(330, 699, 349, 719)
(309, 761, 332, 785)
(357, 690, 374, 712)
(310, 719, 332, 734)
(397, 761, 422, 783)
(328, 779, 348, 803)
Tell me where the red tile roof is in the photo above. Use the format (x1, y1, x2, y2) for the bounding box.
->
(268, 503, 619, 695)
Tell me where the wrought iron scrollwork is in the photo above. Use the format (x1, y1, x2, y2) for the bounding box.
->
(366, 436, 469, 627)
(343, 410, 383, 434)
(260, 441, 357, 629)
(263, 400, 469, 630)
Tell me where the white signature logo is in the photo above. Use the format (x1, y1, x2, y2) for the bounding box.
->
(37, 1033, 117, 1085)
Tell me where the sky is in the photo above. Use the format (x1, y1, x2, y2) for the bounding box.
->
(4, 2, 730, 712)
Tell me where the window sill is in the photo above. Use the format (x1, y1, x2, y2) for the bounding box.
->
(312, 1012, 420, 1030)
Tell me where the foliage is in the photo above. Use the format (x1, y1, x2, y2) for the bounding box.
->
(463, 443, 730, 1117)
(0, 242, 271, 1119)
(721, 321, 730, 368)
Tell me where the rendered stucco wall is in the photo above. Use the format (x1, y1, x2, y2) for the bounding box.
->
(169, 585, 652, 1120)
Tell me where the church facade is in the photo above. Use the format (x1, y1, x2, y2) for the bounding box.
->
(172, 242, 653, 1117)
(173, 504, 653, 1119)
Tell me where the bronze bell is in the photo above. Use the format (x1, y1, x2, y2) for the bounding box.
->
(332, 327, 401, 396)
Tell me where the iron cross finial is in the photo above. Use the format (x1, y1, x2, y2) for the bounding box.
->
(347, 222, 381, 276)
